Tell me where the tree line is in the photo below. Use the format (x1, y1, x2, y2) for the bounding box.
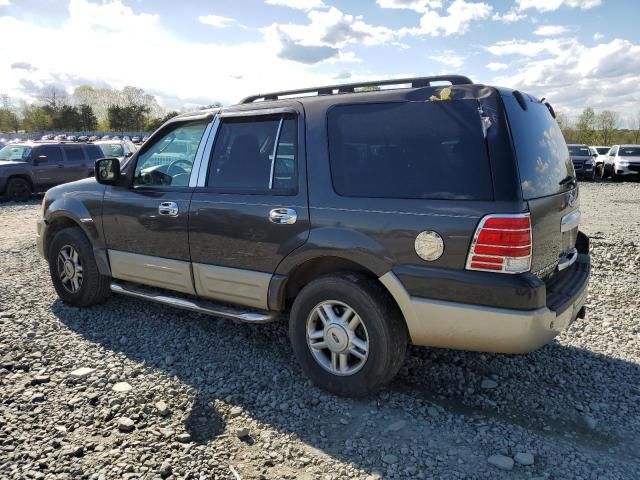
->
(556, 107, 640, 146)
(0, 85, 187, 134)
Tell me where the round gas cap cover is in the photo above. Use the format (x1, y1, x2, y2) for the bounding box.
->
(415, 231, 444, 261)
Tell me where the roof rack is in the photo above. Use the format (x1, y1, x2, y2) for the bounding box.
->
(240, 75, 473, 104)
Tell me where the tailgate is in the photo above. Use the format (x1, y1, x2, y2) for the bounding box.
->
(528, 187, 579, 279)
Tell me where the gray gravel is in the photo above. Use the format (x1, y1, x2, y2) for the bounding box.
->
(1, 182, 639, 479)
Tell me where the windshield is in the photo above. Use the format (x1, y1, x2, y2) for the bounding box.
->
(568, 145, 590, 156)
(596, 147, 609, 155)
(619, 147, 640, 157)
(99, 143, 125, 157)
(0, 145, 32, 161)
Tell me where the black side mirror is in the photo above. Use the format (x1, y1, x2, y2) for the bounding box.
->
(95, 157, 121, 185)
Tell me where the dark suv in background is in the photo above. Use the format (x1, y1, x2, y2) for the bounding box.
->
(0, 141, 103, 201)
(567, 144, 595, 180)
(37, 76, 590, 396)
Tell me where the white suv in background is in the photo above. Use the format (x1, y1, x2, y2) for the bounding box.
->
(602, 145, 640, 181)
(589, 145, 610, 178)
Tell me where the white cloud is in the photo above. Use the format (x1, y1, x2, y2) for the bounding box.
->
(262, 5, 396, 64)
(0, 0, 352, 107)
(488, 37, 640, 114)
(265, 0, 327, 11)
(492, 9, 527, 23)
(593, 32, 604, 41)
(516, 0, 601, 12)
(533, 25, 569, 36)
(486, 62, 508, 71)
(428, 51, 465, 69)
(376, 0, 442, 12)
(0, 0, 11, 6)
(198, 14, 245, 29)
(400, 0, 493, 37)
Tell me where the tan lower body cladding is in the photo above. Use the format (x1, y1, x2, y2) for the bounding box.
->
(108, 250, 270, 309)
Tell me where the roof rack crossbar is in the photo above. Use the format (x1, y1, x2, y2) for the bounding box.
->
(240, 75, 472, 103)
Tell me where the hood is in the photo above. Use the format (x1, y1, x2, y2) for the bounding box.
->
(570, 155, 591, 161)
(0, 160, 27, 167)
(618, 156, 640, 163)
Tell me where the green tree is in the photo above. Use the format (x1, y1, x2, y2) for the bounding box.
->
(22, 105, 52, 131)
(0, 108, 20, 133)
(575, 107, 597, 144)
(596, 110, 619, 145)
(145, 111, 180, 132)
(79, 104, 98, 131)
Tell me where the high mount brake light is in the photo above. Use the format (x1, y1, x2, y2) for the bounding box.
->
(466, 213, 532, 274)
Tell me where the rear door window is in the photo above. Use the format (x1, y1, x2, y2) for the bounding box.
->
(63, 146, 86, 162)
(37, 146, 63, 163)
(327, 101, 493, 200)
(503, 96, 573, 199)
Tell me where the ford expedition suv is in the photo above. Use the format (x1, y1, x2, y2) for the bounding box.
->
(37, 76, 590, 396)
(0, 141, 103, 201)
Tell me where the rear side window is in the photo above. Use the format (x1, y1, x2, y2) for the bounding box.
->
(208, 114, 297, 194)
(64, 146, 85, 162)
(327, 101, 493, 200)
(84, 145, 103, 160)
(503, 96, 573, 199)
(37, 146, 62, 163)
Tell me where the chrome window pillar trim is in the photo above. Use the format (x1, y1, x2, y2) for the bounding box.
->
(196, 116, 221, 188)
(218, 107, 298, 118)
(269, 117, 284, 190)
(188, 118, 216, 188)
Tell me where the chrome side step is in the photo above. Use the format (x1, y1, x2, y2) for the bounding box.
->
(110, 282, 275, 323)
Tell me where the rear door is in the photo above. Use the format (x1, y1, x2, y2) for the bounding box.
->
(503, 94, 578, 278)
(188, 108, 309, 309)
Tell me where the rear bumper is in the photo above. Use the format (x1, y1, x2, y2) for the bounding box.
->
(380, 254, 590, 354)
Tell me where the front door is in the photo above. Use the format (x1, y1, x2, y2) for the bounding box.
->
(188, 109, 309, 309)
(102, 118, 210, 294)
(33, 145, 65, 188)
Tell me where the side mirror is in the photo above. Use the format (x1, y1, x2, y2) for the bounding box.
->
(95, 157, 121, 185)
(591, 152, 598, 157)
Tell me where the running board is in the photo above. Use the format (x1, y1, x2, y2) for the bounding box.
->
(110, 282, 275, 323)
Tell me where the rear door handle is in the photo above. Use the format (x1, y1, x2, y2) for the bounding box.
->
(269, 208, 297, 224)
(158, 201, 179, 216)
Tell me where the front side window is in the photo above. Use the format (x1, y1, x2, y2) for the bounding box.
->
(37, 146, 63, 163)
(133, 121, 207, 188)
(619, 147, 640, 157)
(327, 101, 493, 200)
(207, 114, 297, 194)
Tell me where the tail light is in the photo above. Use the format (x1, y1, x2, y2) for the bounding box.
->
(466, 213, 531, 274)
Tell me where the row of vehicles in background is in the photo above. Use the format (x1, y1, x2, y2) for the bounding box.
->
(38, 134, 148, 144)
(0, 137, 139, 201)
(568, 144, 640, 182)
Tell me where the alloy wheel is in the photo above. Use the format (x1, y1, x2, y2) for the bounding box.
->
(56, 245, 83, 294)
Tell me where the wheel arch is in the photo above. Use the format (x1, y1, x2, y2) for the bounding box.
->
(6, 174, 34, 189)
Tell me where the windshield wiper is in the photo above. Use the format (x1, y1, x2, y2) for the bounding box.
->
(559, 175, 577, 187)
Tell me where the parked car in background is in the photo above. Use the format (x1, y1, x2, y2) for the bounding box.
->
(53, 134, 67, 141)
(67, 135, 78, 142)
(94, 139, 136, 163)
(602, 145, 640, 181)
(131, 136, 142, 144)
(111, 135, 121, 141)
(89, 135, 99, 142)
(40, 134, 54, 141)
(141, 136, 149, 143)
(36, 76, 590, 396)
(102, 135, 111, 141)
(0, 141, 103, 201)
(567, 144, 594, 180)
(589, 145, 609, 177)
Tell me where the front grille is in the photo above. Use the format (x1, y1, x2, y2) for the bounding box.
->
(572, 162, 583, 171)
(628, 164, 640, 172)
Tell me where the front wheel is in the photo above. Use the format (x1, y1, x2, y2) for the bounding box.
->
(6, 177, 32, 202)
(289, 273, 408, 397)
(48, 227, 111, 307)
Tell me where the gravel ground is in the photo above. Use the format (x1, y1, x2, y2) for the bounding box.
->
(1, 182, 639, 480)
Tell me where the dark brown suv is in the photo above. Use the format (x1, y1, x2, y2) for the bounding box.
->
(36, 76, 590, 396)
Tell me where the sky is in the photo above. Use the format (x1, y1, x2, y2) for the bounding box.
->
(0, 0, 638, 123)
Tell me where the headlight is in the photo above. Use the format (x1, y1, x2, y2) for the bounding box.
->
(618, 160, 629, 167)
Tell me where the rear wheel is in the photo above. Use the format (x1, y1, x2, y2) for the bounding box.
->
(6, 177, 32, 202)
(289, 273, 407, 397)
(48, 227, 111, 307)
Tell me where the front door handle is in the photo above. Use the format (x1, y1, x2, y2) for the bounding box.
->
(269, 208, 297, 224)
(158, 201, 179, 216)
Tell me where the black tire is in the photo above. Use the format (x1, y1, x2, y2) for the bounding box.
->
(48, 227, 111, 307)
(594, 164, 603, 179)
(6, 177, 32, 202)
(612, 170, 622, 182)
(289, 273, 408, 397)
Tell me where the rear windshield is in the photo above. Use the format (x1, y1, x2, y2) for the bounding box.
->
(85, 145, 104, 160)
(619, 147, 640, 156)
(100, 143, 125, 157)
(596, 147, 609, 155)
(568, 145, 590, 156)
(327, 100, 493, 200)
(503, 96, 573, 199)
